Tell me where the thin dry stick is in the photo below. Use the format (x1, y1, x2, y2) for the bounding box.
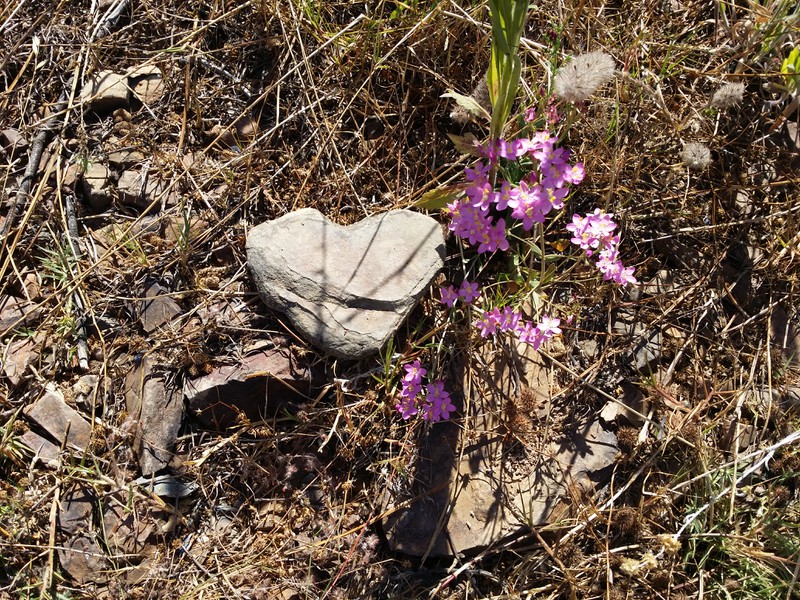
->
(0, 92, 69, 239)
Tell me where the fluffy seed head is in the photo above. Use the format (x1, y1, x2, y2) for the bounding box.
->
(681, 142, 712, 170)
(711, 82, 745, 109)
(554, 51, 616, 103)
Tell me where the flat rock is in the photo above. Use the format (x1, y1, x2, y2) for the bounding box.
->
(107, 147, 145, 168)
(23, 384, 92, 455)
(1, 128, 28, 158)
(58, 533, 110, 585)
(101, 490, 165, 556)
(771, 305, 800, 369)
(81, 70, 130, 112)
(139, 282, 182, 333)
(59, 485, 95, 536)
(383, 339, 619, 557)
(0, 295, 42, 335)
(80, 162, 114, 211)
(19, 430, 61, 467)
(613, 308, 662, 373)
(127, 64, 164, 104)
(185, 346, 322, 429)
(124, 355, 183, 474)
(2, 335, 41, 386)
(246, 209, 445, 359)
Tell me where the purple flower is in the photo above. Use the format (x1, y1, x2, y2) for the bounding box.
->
(403, 360, 426, 384)
(422, 380, 455, 422)
(439, 285, 459, 308)
(458, 280, 481, 304)
(395, 395, 418, 420)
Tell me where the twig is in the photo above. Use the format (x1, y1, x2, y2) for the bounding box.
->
(1, 90, 69, 239)
(64, 193, 90, 371)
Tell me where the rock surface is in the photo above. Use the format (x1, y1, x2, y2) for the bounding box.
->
(383, 339, 619, 556)
(23, 384, 92, 455)
(185, 346, 322, 429)
(123, 356, 183, 474)
(81, 70, 130, 112)
(246, 209, 445, 359)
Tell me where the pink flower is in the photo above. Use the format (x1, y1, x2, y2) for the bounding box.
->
(497, 306, 522, 332)
(403, 360, 426, 384)
(439, 285, 459, 308)
(475, 309, 501, 338)
(458, 280, 481, 304)
(524, 106, 537, 122)
(423, 380, 455, 422)
(395, 395, 418, 420)
(538, 316, 562, 338)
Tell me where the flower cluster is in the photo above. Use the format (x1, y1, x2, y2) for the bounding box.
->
(439, 280, 481, 308)
(566, 209, 637, 285)
(446, 132, 585, 254)
(395, 360, 455, 422)
(474, 308, 561, 350)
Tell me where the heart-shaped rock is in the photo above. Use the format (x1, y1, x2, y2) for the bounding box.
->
(246, 208, 445, 359)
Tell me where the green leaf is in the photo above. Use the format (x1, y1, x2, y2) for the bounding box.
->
(446, 132, 483, 156)
(414, 183, 468, 210)
(441, 90, 491, 121)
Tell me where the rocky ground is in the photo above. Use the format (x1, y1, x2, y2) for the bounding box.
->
(1, 1, 800, 599)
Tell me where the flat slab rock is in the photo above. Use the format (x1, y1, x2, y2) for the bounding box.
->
(383, 340, 619, 557)
(246, 209, 445, 359)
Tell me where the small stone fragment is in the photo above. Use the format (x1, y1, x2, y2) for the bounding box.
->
(0, 295, 42, 334)
(123, 355, 183, 474)
(2, 335, 41, 386)
(0, 128, 28, 158)
(613, 309, 663, 373)
(81, 70, 130, 112)
(101, 491, 163, 555)
(59, 485, 95, 536)
(246, 209, 445, 359)
(600, 382, 649, 427)
(135, 474, 198, 499)
(19, 430, 61, 467)
(106, 147, 145, 168)
(127, 64, 164, 105)
(23, 384, 92, 455)
(139, 282, 182, 333)
(80, 162, 114, 211)
(116, 169, 146, 206)
(58, 534, 110, 584)
(771, 305, 800, 369)
(185, 347, 322, 429)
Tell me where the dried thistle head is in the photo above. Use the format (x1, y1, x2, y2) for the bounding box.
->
(711, 81, 745, 109)
(680, 142, 712, 170)
(554, 51, 616, 104)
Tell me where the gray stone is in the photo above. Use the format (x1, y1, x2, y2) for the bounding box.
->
(246, 209, 445, 359)
(139, 282, 182, 333)
(58, 533, 110, 584)
(23, 385, 92, 455)
(81, 70, 130, 112)
(80, 162, 114, 211)
(123, 356, 183, 474)
(0, 128, 28, 158)
(106, 147, 145, 168)
(19, 430, 61, 467)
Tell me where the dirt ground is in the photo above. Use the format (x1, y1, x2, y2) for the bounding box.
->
(1, 1, 800, 598)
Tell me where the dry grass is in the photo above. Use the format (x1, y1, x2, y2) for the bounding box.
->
(1, 0, 800, 598)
